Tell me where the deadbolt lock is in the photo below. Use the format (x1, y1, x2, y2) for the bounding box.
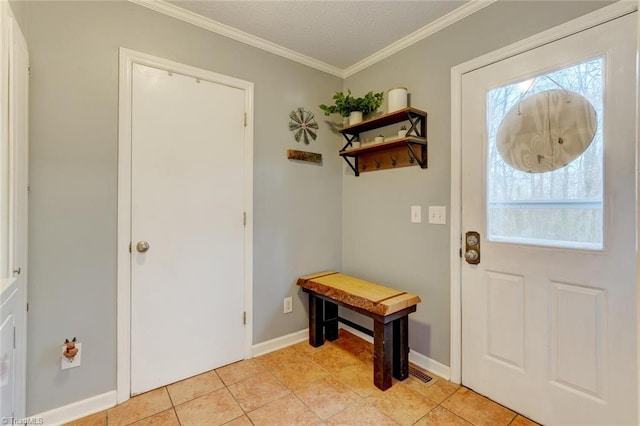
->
(464, 231, 480, 265)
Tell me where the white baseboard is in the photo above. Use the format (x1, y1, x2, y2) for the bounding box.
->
(34, 390, 117, 426)
(250, 324, 451, 380)
(338, 323, 451, 380)
(408, 347, 451, 380)
(252, 329, 307, 357)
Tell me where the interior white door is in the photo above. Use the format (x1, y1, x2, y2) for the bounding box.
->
(130, 64, 246, 395)
(461, 13, 637, 425)
(0, 2, 28, 420)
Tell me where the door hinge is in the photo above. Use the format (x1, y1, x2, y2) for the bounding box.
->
(129, 242, 132, 253)
(244, 112, 247, 127)
(243, 212, 247, 227)
(243, 311, 247, 325)
(28, 64, 31, 75)
(459, 248, 462, 258)
(26, 302, 29, 312)
(27, 184, 30, 194)
(13, 326, 16, 348)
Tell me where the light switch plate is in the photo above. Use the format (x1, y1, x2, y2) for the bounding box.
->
(411, 206, 421, 223)
(428, 206, 446, 224)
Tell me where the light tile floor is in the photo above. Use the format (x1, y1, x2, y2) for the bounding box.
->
(66, 330, 539, 426)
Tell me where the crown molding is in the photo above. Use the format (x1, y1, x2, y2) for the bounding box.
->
(129, 0, 499, 79)
(343, 0, 498, 78)
(128, 0, 345, 78)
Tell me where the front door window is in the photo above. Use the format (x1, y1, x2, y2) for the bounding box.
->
(486, 58, 604, 249)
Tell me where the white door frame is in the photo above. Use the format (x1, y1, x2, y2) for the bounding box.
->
(637, 1, 640, 423)
(0, 0, 28, 416)
(449, 1, 638, 385)
(116, 48, 254, 403)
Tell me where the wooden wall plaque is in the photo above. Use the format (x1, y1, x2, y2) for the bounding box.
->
(287, 149, 322, 164)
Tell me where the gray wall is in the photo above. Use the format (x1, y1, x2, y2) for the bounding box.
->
(20, 0, 614, 416)
(23, 1, 342, 415)
(8, 0, 25, 30)
(342, 0, 612, 365)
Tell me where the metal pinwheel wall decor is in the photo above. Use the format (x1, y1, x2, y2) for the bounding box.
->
(289, 107, 318, 145)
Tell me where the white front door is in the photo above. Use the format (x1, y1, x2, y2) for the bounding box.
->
(461, 13, 637, 425)
(130, 63, 247, 395)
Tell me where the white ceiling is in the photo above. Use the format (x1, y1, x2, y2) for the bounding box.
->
(164, 1, 473, 72)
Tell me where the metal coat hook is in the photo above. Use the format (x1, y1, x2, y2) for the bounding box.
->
(361, 162, 367, 171)
(390, 153, 397, 167)
(408, 150, 415, 164)
(375, 158, 382, 169)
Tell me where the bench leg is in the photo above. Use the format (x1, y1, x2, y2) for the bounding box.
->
(325, 301, 339, 341)
(393, 316, 409, 380)
(309, 293, 324, 347)
(373, 320, 393, 391)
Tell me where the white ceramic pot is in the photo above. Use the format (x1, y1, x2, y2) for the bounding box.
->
(349, 111, 363, 125)
(388, 87, 408, 112)
(351, 141, 361, 149)
(374, 136, 384, 144)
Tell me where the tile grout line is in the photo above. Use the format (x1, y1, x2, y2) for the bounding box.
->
(293, 348, 364, 425)
(206, 369, 252, 425)
(463, 385, 520, 425)
(165, 384, 184, 426)
(291, 341, 371, 424)
(90, 332, 535, 426)
(281, 345, 333, 423)
(110, 387, 174, 426)
(223, 377, 256, 424)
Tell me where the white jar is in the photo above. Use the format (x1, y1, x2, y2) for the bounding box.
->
(388, 87, 408, 112)
(349, 111, 363, 126)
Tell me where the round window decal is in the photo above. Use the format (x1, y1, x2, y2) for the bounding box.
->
(496, 89, 597, 173)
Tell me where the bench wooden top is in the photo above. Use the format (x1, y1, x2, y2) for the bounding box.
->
(296, 271, 421, 316)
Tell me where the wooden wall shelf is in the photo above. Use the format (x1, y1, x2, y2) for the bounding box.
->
(339, 107, 428, 176)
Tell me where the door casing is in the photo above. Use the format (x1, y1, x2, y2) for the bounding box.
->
(449, 1, 638, 385)
(116, 48, 254, 404)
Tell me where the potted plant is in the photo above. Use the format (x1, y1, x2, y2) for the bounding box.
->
(320, 89, 384, 125)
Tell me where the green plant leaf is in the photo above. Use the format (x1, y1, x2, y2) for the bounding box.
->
(318, 89, 384, 117)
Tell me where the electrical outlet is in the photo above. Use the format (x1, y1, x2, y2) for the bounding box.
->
(283, 297, 293, 314)
(411, 206, 421, 223)
(428, 206, 446, 224)
(61, 342, 82, 370)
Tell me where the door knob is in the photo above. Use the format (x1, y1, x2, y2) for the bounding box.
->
(464, 231, 480, 265)
(136, 241, 150, 253)
(464, 250, 479, 262)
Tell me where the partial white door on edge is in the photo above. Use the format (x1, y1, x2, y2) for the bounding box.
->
(0, 2, 28, 420)
(130, 63, 246, 395)
(461, 13, 636, 425)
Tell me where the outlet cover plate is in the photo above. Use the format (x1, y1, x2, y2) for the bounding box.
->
(284, 297, 293, 314)
(61, 342, 82, 370)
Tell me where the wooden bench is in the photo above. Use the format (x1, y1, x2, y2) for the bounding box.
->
(296, 271, 421, 391)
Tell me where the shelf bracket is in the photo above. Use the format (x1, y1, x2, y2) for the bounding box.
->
(406, 141, 427, 169)
(342, 156, 360, 176)
(406, 113, 424, 137)
(341, 133, 359, 151)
